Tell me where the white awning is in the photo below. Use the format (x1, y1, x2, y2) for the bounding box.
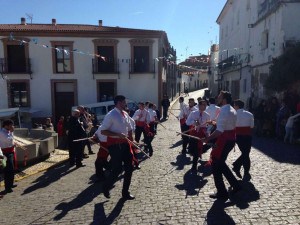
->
(0, 108, 19, 119)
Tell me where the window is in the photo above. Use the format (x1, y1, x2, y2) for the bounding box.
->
(133, 46, 149, 72)
(261, 30, 269, 50)
(92, 39, 119, 74)
(51, 41, 74, 73)
(1, 37, 30, 73)
(129, 39, 154, 73)
(243, 79, 247, 93)
(97, 46, 115, 72)
(8, 81, 30, 107)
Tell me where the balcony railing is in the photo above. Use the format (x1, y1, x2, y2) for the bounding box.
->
(0, 58, 32, 78)
(92, 58, 119, 74)
(129, 59, 156, 74)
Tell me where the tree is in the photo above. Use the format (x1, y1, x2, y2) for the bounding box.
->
(265, 43, 300, 92)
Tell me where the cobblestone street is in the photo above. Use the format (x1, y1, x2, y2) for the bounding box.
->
(1, 90, 300, 225)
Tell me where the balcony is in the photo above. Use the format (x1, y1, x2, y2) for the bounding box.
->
(92, 58, 119, 74)
(129, 59, 156, 74)
(0, 58, 32, 78)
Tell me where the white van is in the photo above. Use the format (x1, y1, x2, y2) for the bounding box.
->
(72, 99, 138, 123)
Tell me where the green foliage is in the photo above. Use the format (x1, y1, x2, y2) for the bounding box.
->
(265, 43, 300, 92)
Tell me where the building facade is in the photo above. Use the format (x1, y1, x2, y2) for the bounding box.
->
(0, 18, 177, 124)
(216, 0, 300, 108)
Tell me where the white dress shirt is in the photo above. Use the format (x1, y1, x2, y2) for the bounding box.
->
(216, 104, 237, 132)
(148, 108, 157, 122)
(0, 128, 14, 148)
(101, 108, 133, 136)
(178, 102, 188, 119)
(94, 125, 107, 142)
(132, 109, 148, 122)
(236, 109, 254, 128)
(186, 110, 211, 127)
(205, 104, 220, 121)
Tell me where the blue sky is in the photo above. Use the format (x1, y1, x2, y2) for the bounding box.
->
(0, 0, 226, 62)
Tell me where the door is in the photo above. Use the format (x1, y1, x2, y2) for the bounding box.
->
(54, 82, 76, 121)
(98, 81, 116, 102)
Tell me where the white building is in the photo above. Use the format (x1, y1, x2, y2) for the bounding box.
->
(216, 0, 300, 107)
(0, 18, 176, 123)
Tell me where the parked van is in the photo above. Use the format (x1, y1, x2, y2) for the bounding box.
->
(72, 99, 138, 123)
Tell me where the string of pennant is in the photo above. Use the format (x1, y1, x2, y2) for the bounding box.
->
(8, 33, 241, 71)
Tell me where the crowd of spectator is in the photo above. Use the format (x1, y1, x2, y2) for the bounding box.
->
(253, 92, 300, 144)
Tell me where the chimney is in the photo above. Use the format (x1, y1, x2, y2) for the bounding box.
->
(52, 18, 57, 25)
(21, 17, 26, 25)
(98, 20, 103, 26)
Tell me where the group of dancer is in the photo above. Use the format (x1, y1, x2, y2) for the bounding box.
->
(177, 90, 254, 200)
(0, 90, 254, 202)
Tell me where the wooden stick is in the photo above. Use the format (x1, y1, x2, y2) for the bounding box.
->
(73, 137, 93, 142)
(123, 136, 150, 158)
(176, 132, 203, 141)
(168, 110, 179, 120)
(157, 122, 167, 129)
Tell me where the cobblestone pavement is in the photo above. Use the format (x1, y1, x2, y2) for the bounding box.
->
(0, 90, 300, 225)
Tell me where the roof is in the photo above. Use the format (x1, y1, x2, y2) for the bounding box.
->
(0, 23, 165, 35)
(216, 0, 232, 24)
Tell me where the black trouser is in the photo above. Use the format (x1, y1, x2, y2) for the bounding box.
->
(189, 138, 199, 169)
(144, 123, 155, 154)
(233, 135, 252, 174)
(95, 159, 110, 178)
(3, 152, 15, 191)
(135, 126, 146, 143)
(212, 140, 239, 194)
(68, 141, 84, 165)
(163, 107, 169, 119)
(103, 143, 133, 195)
(181, 123, 189, 152)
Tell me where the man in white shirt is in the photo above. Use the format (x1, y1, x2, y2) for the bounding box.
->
(132, 102, 149, 143)
(0, 119, 18, 193)
(186, 100, 210, 171)
(203, 91, 241, 200)
(179, 98, 198, 154)
(232, 99, 254, 181)
(101, 95, 135, 200)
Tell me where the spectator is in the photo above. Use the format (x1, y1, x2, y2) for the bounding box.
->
(44, 118, 54, 131)
(161, 94, 170, 120)
(254, 100, 266, 136)
(57, 116, 66, 149)
(284, 113, 300, 144)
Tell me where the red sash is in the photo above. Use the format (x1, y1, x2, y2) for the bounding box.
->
(97, 141, 109, 160)
(189, 126, 207, 158)
(180, 118, 186, 125)
(236, 127, 252, 136)
(2, 146, 18, 170)
(209, 130, 236, 163)
(136, 121, 146, 127)
(107, 137, 128, 146)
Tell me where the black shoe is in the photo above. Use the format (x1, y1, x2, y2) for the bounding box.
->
(76, 164, 86, 168)
(89, 151, 95, 155)
(83, 154, 89, 159)
(243, 173, 252, 181)
(103, 189, 111, 199)
(122, 193, 135, 200)
(5, 189, 13, 194)
(209, 192, 228, 200)
(149, 152, 153, 157)
(229, 185, 242, 195)
(12, 184, 17, 188)
(181, 150, 187, 155)
(232, 167, 242, 179)
(135, 164, 141, 170)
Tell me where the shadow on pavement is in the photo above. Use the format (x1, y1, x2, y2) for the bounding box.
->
(92, 198, 125, 225)
(169, 140, 182, 149)
(205, 199, 236, 225)
(170, 153, 192, 171)
(22, 163, 76, 195)
(252, 136, 300, 165)
(175, 170, 208, 198)
(53, 182, 103, 221)
(231, 181, 260, 210)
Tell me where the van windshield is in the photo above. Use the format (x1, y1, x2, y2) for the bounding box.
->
(91, 106, 106, 116)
